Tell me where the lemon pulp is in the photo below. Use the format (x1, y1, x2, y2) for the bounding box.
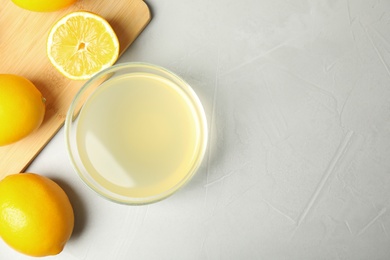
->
(47, 11, 119, 80)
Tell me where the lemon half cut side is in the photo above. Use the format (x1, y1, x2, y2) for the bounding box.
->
(47, 11, 120, 80)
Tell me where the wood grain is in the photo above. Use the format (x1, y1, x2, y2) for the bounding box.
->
(0, 0, 151, 178)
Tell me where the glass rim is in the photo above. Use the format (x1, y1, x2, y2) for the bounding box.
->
(64, 62, 208, 205)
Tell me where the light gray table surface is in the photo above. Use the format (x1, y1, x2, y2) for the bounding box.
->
(2, 0, 390, 259)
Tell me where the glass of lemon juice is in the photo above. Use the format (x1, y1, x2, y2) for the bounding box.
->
(65, 63, 208, 204)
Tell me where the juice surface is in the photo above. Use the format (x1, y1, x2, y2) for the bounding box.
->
(76, 73, 201, 198)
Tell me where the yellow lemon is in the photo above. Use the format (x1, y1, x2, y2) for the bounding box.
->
(0, 74, 46, 146)
(0, 173, 74, 257)
(47, 11, 120, 80)
(11, 0, 76, 12)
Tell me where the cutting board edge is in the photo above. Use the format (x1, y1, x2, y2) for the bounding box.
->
(0, 0, 153, 177)
(23, 3, 153, 174)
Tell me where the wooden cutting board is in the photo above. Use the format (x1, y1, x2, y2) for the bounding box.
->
(0, 0, 151, 178)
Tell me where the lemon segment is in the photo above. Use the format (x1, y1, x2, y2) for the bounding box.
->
(47, 11, 120, 80)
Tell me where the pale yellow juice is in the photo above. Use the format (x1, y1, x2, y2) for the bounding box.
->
(76, 73, 202, 199)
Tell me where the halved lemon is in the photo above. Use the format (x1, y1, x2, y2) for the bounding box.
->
(47, 11, 120, 80)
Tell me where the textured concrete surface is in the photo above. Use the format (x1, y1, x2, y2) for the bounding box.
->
(2, 0, 390, 259)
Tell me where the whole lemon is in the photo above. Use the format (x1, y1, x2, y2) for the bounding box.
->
(0, 173, 74, 257)
(11, 0, 77, 12)
(0, 74, 45, 146)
